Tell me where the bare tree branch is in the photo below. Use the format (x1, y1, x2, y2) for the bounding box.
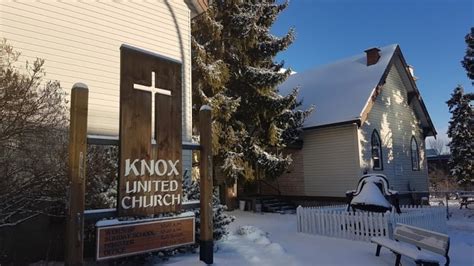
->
(428, 138, 448, 156)
(0, 40, 68, 225)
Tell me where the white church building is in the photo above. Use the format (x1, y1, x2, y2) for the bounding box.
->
(0, 0, 207, 171)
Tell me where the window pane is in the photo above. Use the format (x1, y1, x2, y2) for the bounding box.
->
(371, 130, 383, 170)
(374, 158, 380, 169)
(411, 137, 419, 170)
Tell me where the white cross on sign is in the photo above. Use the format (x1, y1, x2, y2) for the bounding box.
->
(133, 71, 172, 140)
(134, 71, 172, 96)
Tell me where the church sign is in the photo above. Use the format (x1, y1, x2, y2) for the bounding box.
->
(118, 44, 183, 217)
(66, 44, 213, 264)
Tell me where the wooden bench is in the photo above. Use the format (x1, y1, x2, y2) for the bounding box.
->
(459, 194, 474, 209)
(371, 223, 450, 266)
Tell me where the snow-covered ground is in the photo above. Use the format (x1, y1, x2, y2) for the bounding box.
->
(161, 206, 474, 266)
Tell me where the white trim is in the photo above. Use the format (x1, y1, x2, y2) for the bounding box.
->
(358, 86, 377, 121)
(87, 134, 119, 140)
(120, 43, 182, 64)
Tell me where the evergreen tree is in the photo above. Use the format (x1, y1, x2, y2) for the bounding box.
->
(462, 27, 474, 83)
(446, 86, 473, 185)
(183, 179, 235, 241)
(85, 145, 118, 209)
(192, 0, 312, 183)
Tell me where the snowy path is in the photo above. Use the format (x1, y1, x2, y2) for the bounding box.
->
(224, 211, 394, 266)
(161, 209, 474, 266)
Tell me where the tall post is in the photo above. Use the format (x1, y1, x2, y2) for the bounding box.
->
(445, 192, 450, 220)
(66, 83, 88, 266)
(199, 105, 213, 264)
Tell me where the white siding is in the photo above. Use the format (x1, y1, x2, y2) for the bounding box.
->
(302, 124, 361, 197)
(0, 0, 193, 171)
(359, 59, 428, 193)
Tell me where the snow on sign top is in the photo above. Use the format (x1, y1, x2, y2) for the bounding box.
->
(278, 44, 398, 129)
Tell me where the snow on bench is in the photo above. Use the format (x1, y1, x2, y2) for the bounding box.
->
(371, 223, 450, 266)
(459, 193, 474, 209)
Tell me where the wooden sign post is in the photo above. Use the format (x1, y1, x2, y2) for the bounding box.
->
(199, 106, 213, 264)
(118, 45, 183, 216)
(64, 45, 214, 263)
(66, 83, 89, 266)
(93, 44, 198, 260)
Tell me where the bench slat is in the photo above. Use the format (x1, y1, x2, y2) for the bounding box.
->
(394, 224, 449, 255)
(371, 237, 440, 263)
(371, 224, 450, 266)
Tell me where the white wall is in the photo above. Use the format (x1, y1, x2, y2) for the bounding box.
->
(0, 0, 193, 172)
(358, 58, 429, 193)
(302, 124, 361, 197)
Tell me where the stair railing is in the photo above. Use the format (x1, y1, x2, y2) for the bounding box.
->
(259, 178, 281, 196)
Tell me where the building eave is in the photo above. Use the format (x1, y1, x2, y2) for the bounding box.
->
(395, 47, 437, 137)
(184, 0, 209, 18)
(359, 45, 398, 127)
(359, 45, 437, 138)
(303, 119, 361, 131)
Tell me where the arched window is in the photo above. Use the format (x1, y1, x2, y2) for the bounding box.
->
(371, 130, 383, 170)
(411, 136, 420, 171)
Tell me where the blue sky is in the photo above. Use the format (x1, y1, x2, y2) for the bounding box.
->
(271, 0, 473, 143)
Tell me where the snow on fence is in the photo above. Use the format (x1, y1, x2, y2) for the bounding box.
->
(296, 205, 447, 242)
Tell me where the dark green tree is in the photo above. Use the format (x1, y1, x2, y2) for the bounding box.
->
(85, 145, 118, 209)
(183, 179, 235, 241)
(192, 0, 312, 183)
(446, 86, 473, 186)
(461, 27, 474, 83)
(446, 27, 474, 186)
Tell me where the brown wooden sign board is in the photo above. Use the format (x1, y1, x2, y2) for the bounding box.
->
(119, 45, 182, 216)
(96, 216, 195, 261)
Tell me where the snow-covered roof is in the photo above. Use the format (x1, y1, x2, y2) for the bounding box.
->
(279, 44, 398, 129)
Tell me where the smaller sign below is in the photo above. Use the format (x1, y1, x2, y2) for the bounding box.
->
(96, 213, 195, 261)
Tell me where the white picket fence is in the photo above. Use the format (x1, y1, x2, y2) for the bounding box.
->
(296, 205, 447, 242)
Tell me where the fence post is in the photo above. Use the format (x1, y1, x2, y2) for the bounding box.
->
(296, 206, 302, 232)
(65, 83, 88, 266)
(386, 212, 393, 239)
(445, 192, 450, 220)
(199, 105, 213, 265)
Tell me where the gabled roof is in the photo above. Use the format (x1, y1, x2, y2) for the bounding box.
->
(279, 44, 436, 137)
